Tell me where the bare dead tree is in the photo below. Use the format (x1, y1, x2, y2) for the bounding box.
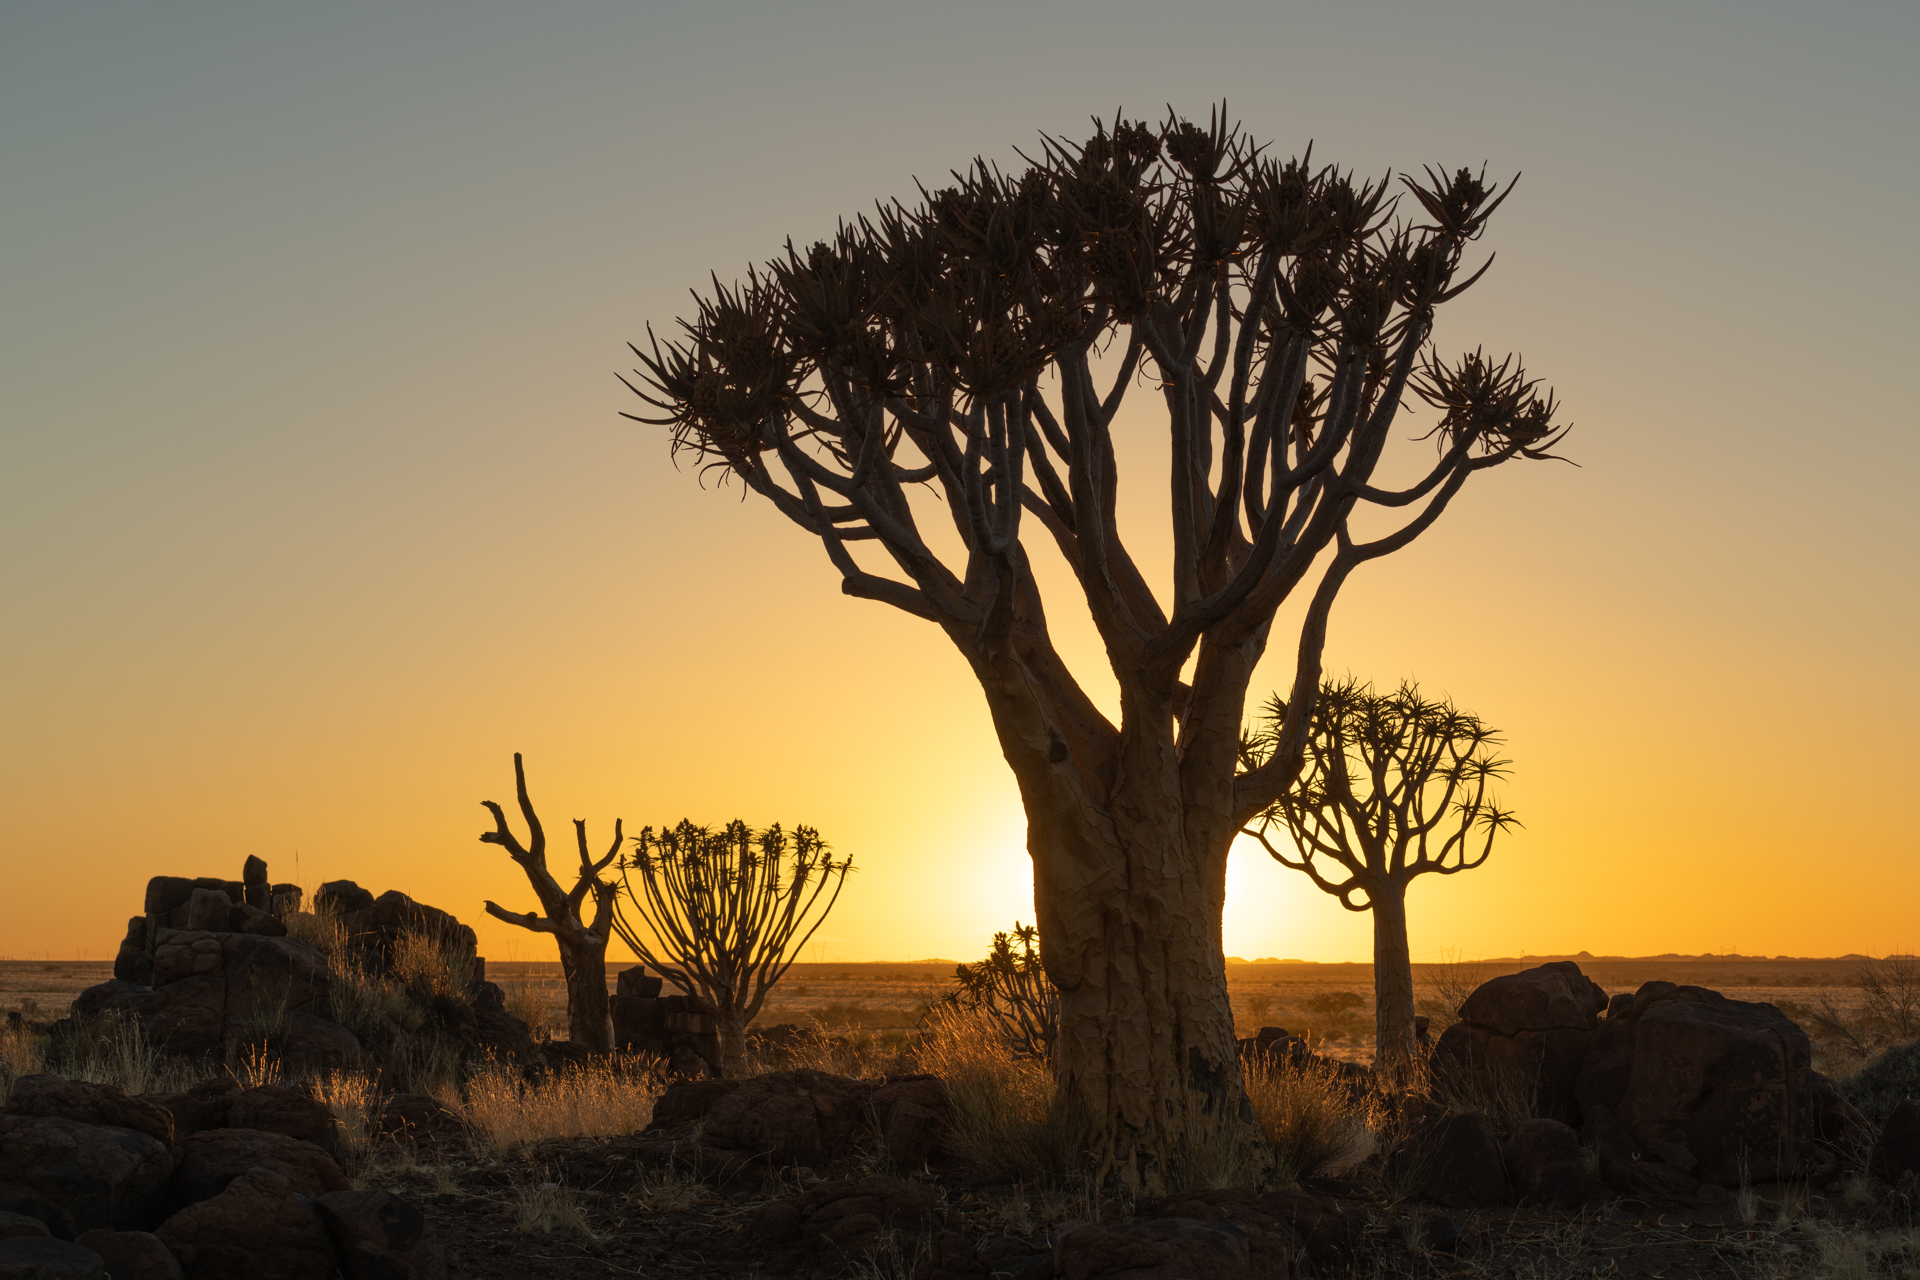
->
(1242, 678, 1518, 1076)
(625, 107, 1567, 1189)
(610, 819, 850, 1079)
(479, 753, 621, 1053)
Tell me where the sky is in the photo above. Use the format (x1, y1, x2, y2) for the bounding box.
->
(2, 1, 1916, 967)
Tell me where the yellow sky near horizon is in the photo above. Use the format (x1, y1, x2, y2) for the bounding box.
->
(2, 2, 1915, 970)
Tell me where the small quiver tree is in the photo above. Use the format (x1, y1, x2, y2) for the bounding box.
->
(611, 819, 851, 1079)
(1241, 679, 1517, 1077)
(479, 753, 622, 1053)
(947, 922, 1059, 1061)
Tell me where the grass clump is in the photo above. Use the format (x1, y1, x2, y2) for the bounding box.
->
(913, 1005, 1086, 1182)
(44, 1011, 193, 1096)
(0, 1019, 44, 1105)
(314, 1070, 384, 1159)
(1243, 1054, 1376, 1186)
(461, 1055, 665, 1154)
(511, 1173, 603, 1241)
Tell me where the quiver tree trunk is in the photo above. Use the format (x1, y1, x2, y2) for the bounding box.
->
(716, 1003, 750, 1080)
(480, 753, 623, 1054)
(1370, 883, 1418, 1079)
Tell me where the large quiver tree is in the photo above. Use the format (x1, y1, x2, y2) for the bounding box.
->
(626, 108, 1567, 1190)
(479, 753, 622, 1053)
(1242, 679, 1518, 1076)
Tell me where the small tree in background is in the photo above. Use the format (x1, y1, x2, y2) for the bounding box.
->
(1242, 679, 1517, 1075)
(479, 753, 622, 1053)
(612, 819, 852, 1079)
(947, 922, 1059, 1061)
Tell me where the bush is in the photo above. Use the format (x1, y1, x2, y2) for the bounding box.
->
(1842, 1038, 1920, 1128)
(461, 1055, 666, 1154)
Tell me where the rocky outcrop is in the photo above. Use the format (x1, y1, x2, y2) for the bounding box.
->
(71, 1229, 182, 1280)
(745, 1176, 939, 1257)
(1386, 1112, 1509, 1209)
(610, 968, 721, 1076)
(1431, 962, 1608, 1126)
(165, 1130, 348, 1213)
(0, 1236, 110, 1278)
(2, 1078, 173, 1146)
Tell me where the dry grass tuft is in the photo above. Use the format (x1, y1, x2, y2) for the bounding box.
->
(499, 980, 558, 1041)
(511, 1174, 603, 1240)
(314, 1070, 384, 1158)
(1242, 1054, 1376, 1186)
(461, 1055, 666, 1154)
(0, 1022, 43, 1104)
(624, 1168, 707, 1213)
(390, 922, 475, 1002)
(47, 1011, 194, 1097)
(912, 1005, 1086, 1182)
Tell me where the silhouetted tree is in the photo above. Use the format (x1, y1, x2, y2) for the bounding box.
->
(946, 922, 1059, 1061)
(626, 107, 1566, 1189)
(1242, 679, 1518, 1075)
(611, 819, 851, 1079)
(479, 754, 621, 1052)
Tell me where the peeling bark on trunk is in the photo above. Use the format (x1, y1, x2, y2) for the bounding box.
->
(717, 1004, 750, 1080)
(1371, 885, 1417, 1078)
(1018, 732, 1266, 1193)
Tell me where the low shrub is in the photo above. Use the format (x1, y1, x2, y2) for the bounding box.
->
(0, 1020, 43, 1104)
(1841, 1038, 1920, 1128)
(44, 1011, 192, 1096)
(314, 1070, 384, 1159)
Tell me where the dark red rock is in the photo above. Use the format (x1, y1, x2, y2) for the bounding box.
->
(1873, 1098, 1920, 1182)
(0, 1116, 174, 1238)
(870, 1075, 950, 1168)
(223, 1088, 341, 1158)
(314, 1189, 446, 1280)
(3, 1077, 173, 1145)
(0, 1211, 48, 1241)
(72, 1229, 183, 1280)
(377, 1094, 460, 1138)
(1615, 984, 1813, 1186)
(166, 1129, 347, 1212)
(1052, 1217, 1280, 1280)
(693, 1070, 877, 1168)
(1388, 1112, 1509, 1209)
(0, 1235, 109, 1277)
(157, 1168, 337, 1280)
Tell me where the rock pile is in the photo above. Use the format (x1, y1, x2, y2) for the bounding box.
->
(0, 1075, 444, 1278)
(1418, 960, 1862, 1203)
(609, 966, 722, 1077)
(61, 861, 534, 1083)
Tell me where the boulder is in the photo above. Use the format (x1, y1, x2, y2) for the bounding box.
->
(241, 857, 270, 911)
(184, 891, 233, 935)
(166, 1129, 348, 1212)
(1573, 1012, 1636, 1116)
(0, 1214, 47, 1242)
(615, 967, 662, 999)
(0, 1236, 108, 1279)
(1133, 1188, 1353, 1276)
(468, 984, 537, 1062)
(225, 904, 285, 938)
(71, 1230, 182, 1280)
(223, 1088, 341, 1159)
(113, 918, 150, 985)
(2, 1078, 173, 1145)
(1599, 1153, 1698, 1203)
(138, 976, 226, 1060)
(1614, 984, 1813, 1186)
(314, 1189, 446, 1280)
(1872, 1098, 1920, 1182)
(869, 1076, 950, 1169)
(0, 1116, 174, 1238)
(217, 934, 331, 1022)
(1387, 1112, 1509, 1208)
(1810, 1072, 1873, 1156)
(686, 1070, 877, 1168)
(1431, 962, 1607, 1126)
(157, 1168, 337, 1280)
(1502, 1119, 1578, 1193)
(314, 882, 374, 916)
(1051, 1217, 1281, 1280)
(650, 1078, 742, 1125)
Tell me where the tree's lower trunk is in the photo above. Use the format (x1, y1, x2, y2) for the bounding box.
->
(1031, 804, 1264, 1194)
(558, 937, 612, 1053)
(717, 1002, 750, 1080)
(1371, 885, 1417, 1079)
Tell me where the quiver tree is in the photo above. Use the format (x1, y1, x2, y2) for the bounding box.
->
(1241, 679, 1518, 1075)
(947, 921, 1059, 1061)
(611, 819, 851, 1079)
(479, 753, 622, 1053)
(626, 107, 1568, 1189)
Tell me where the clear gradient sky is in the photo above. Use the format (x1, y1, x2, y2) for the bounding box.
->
(3, 2, 1915, 966)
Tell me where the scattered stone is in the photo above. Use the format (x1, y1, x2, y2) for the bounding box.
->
(314, 1189, 447, 1280)
(71, 1229, 182, 1280)
(0, 1115, 175, 1238)
(157, 1168, 337, 1280)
